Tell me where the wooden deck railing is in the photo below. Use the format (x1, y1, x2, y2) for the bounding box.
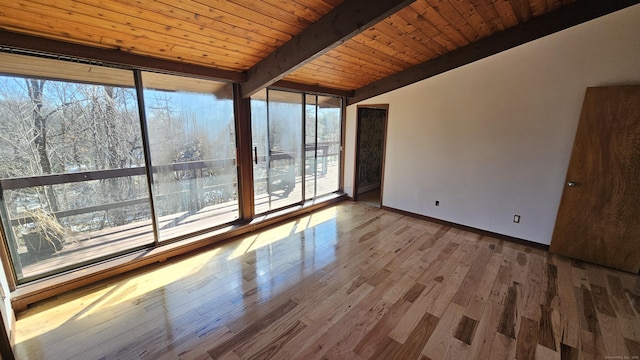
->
(1, 140, 339, 225)
(0, 158, 237, 225)
(0, 143, 340, 280)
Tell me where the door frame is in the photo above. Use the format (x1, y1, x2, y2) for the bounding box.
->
(353, 104, 389, 204)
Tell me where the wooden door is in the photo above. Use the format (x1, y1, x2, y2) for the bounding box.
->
(550, 86, 640, 273)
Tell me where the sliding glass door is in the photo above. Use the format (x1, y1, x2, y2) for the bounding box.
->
(0, 51, 341, 285)
(315, 96, 342, 195)
(141, 72, 239, 242)
(0, 53, 154, 282)
(252, 89, 341, 215)
(0, 53, 240, 283)
(305, 95, 341, 198)
(252, 90, 303, 214)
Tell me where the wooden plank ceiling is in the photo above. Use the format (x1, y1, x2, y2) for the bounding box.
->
(0, 0, 632, 100)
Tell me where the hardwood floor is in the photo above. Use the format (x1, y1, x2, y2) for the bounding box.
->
(357, 189, 381, 208)
(13, 202, 640, 359)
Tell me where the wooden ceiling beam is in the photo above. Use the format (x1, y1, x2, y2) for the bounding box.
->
(348, 0, 640, 105)
(240, 0, 415, 98)
(0, 30, 246, 83)
(271, 80, 354, 98)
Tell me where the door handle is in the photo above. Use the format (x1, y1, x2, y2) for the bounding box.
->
(254, 147, 258, 164)
(567, 181, 577, 187)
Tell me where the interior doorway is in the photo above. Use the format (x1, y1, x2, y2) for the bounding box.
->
(354, 105, 388, 207)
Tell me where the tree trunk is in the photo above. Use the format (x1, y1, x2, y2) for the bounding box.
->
(27, 79, 59, 212)
(103, 86, 126, 225)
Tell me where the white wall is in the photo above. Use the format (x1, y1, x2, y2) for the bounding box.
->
(345, 4, 640, 245)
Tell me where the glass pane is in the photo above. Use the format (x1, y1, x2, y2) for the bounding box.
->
(251, 89, 269, 213)
(316, 96, 341, 196)
(252, 90, 303, 214)
(0, 54, 153, 282)
(142, 72, 238, 241)
(305, 94, 317, 200)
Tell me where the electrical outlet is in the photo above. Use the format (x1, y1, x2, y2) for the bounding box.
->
(435, 200, 439, 206)
(513, 214, 520, 223)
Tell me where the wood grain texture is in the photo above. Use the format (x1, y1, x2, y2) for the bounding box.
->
(590, 284, 617, 317)
(240, 0, 416, 97)
(551, 86, 640, 273)
(607, 275, 636, 316)
(554, 256, 580, 348)
(0, 0, 591, 94)
(561, 342, 579, 360)
(516, 317, 539, 360)
(11, 202, 640, 359)
(347, 0, 636, 105)
(454, 315, 479, 345)
(498, 282, 520, 339)
(538, 305, 556, 351)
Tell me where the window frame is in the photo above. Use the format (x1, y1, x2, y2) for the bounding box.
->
(0, 48, 345, 294)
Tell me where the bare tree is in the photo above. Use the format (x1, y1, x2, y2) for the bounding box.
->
(26, 79, 59, 212)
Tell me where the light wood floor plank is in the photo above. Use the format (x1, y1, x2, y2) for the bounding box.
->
(554, 255, 582, 348)
(468, 299, 504, 359)
(11, 202, 640, 359)
(463, 250, 503, 321)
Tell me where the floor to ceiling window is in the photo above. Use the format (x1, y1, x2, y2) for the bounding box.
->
(141, 72, 239, 242)
(0, 51, 342, 286)
(0, 53, 154, 282)
(0, 53, 241, 283)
